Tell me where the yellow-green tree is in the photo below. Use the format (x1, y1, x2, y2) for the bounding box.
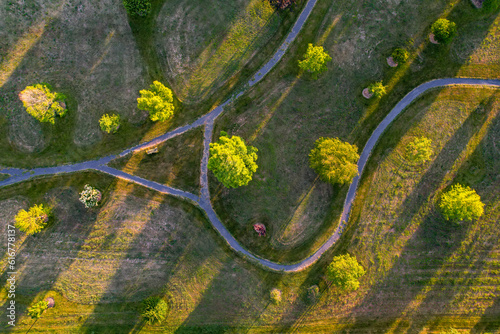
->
(208, 132, 258, 188)
(141, 296, 169, 325)
(99, 113, 121, 134)
(309, 137, 359, 185)
(28, 301, 49, 319)
(368, 81, 387, 98)
(439, 184, 484, 221)
(327, 254, 365, 291)
(14, 204, 50, 235)
(19, 83, 66, 124)
(405, 137, 433, 163)
(298, 43, 332, 79)
(431, 18, 457, 43)
(137, 81, 174, 122)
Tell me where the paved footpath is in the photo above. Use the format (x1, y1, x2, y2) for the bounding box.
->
(1, 0, 499, 272)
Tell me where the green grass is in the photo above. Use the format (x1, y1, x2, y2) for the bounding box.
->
(109, 127, 204, 193)
(211, 0, 500, 262)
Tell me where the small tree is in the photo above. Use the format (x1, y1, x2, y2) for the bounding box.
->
(270, 288, 282, 304)
(391, 48, 409, 64)
(431, 18, 457, 43)
(298, 43, 332, 79)
(123, 0, 151, 16)
(79, 185, 102, 208)
(368, 81, 387, 98)
(19, 83, 66, 124)
(15, 204, 50, 235)
(27, 301, 49, 319)
(269, 0, 297, 10)
(306, 285, 320, 304)
(99, 113, 121, 134)
(309, 137, 359, 185)
(439, 184, 484, 221)
(208, 132, 258, 188)
(140, 296, 169, 325)
(327, 254, 366, 291)
(137, 81, 175, 122)
(405, 137, 433, 164)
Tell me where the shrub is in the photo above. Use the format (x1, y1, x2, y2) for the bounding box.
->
(123, 0, 151, 16)
(327, 254, 366, 291)
(269, 0, 297, 10)
(368, 81, 387, 98)
(298, 43, 332, 79)
(405, 137, 433, 164)
(19, 83, 66, 124)
(140, 296, 169, 325)
(306, 285, 320, 304)
(482, 0, 500, 12)
(309, 137, 359, 185)
(28, 301, 49, 319)
(270, 288, 282, 304)
(431, 18, 457, 43)
(439, 184, 484, 221)
(137, 81, 175, 122)
(99, 114, 121, 134)
(208, 131, 258, 188)
(15, 204, 50, 235)
(79, 185, 102, 208)
(391, 48, 409, 64)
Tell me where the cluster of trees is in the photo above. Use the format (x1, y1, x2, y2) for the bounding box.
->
(19, 83, 66, 124)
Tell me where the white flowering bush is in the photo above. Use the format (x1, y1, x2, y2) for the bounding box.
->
(79, 185, 102, 208)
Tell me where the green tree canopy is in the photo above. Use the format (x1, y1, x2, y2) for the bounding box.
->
(439, 184, 484, 221)
(309, 137, 359, 185)
(140, 296, 169, 325)
(19, 83, 66, 124)
(391, 47, 409, 64)
(15, 204, 50, 235)
(99, 113, 121, 134)
(208, 132, 258, 188)
(327, 254, 366, 291)
(368, 81, 387, 98)
(123, 0, 151, 16)
(405, 137, 433, 163)
(270, 288, 282, 304)
(137, 81, 175, 122)
(298, 43, 332, 78)
(431, 18, 457, 43)
(28, 301, 49, 319)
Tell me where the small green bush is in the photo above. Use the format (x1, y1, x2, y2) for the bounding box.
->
(99, 114, 121, 134)
(140, 296, 169, 325)
(79, 185, 102, 208)
(368, 82, 387, 98)
(270, 288, 282, 304)
(391, 48, 409, 64)
(15, 204, 51, 235)
(28, 301, 49, 319)
(123, 0, 151, 16)
(431, 18, 457, 43)
(19, 83, 66, 124)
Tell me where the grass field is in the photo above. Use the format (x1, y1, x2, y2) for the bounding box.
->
(212, 0, 500, 262)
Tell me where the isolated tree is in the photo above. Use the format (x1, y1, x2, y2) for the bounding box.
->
(14, 204, 50, 235)
(405, 137, 433, 163)
(27, 301, 49, 319)
(79, 185, 102, 208)
(208, 132, 258, 188)
(368, 81, 387, 98)
(99, 113, 121, 134)
(270, 288, 282, 304)
(327, 254, 366, 291)
(269, 0, 297, 10)
(298, 43, 332, 79)
(19, 83, 66, 124)
(439, 184, 484, 221)
(123, 0, 151, 16)
(309, 137, 359, 185)
(140, 296, 169, 325)
(391, 47, 409, 64)
(137, 81, 175, 122)
(431, 18, 457, 43)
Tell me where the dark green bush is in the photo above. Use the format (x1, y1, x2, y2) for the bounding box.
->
(431, 18, 457, 43)
(391, 48, 409, 64)
(123, 0, 151, 17)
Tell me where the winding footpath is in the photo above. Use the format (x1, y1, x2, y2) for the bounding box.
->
(1, 0, 500, 272)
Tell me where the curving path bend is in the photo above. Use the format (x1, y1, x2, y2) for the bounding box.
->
(1, 0, 500, 272)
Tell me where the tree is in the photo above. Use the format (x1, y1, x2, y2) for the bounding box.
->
(298, 43, 332, 79)
(15, 204, 50, 235)
(269, 0, 297, 10)
(79, 185, 102, 208)
(327, 254, 366, 291)
(27, 301, 49, 319)
(270, 288, 282, 304)
(309, 137, 359, 185)
(19, 83, 66, 124)
(140, 296, 169, 325)
(137, 81, 175, 122)
(391, 47, 409, 64)
(439, 184, 484, 221)
(208, 132, 258, 188)
(99, 113, 121, 134)
(431, 18, 457, 43)
(306, 285, 320, 304)
(405, 137, 433, 164)
(123, 0, 151, 16)
(368, 81, 387, 98)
